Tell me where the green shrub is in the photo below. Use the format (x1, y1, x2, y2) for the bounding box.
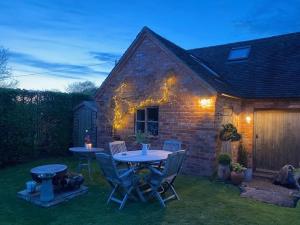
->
(237, 142, 248, 167)
(218, 153, 231, 165)
(0, 88, 91, 167)
(232, 163, 246, 173)
(135, 130, 149, 144)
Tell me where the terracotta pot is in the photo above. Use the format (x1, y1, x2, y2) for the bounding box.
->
(231, 171, 244, 185)
(217, 164, 231, 180)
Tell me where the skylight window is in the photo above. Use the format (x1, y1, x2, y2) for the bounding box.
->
(228, 46, 250, 61)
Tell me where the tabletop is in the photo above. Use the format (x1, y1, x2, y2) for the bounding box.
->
(69, 147, 104, 153)
(30, 164, 68, 175)
(113, 150, 171, 163)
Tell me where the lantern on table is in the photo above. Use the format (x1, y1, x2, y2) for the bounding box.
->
(84, 130, 92, 150)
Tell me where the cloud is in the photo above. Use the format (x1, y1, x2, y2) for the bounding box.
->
(235, 0, 300, 34)
(90, 51, 121, 63)
(9, 51, 108, 79)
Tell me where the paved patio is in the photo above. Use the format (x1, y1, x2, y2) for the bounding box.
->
(240, 178, 299, 207)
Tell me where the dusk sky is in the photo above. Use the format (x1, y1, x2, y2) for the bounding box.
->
(0, 0, 299, 91)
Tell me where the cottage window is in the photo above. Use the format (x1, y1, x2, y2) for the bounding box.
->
(135, 107, 159, 136)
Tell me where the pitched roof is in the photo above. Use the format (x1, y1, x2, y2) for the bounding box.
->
(146, 27, 300, 98)
(145, 27, 236, 96)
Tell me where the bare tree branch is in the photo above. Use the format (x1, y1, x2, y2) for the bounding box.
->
(0, 47, 18, 88)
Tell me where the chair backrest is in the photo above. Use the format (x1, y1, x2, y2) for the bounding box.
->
(162, 150, 186, 178)
(96, 152, 120, 183)
(163, 140, 182, 152)
(109, 141, 127, 155)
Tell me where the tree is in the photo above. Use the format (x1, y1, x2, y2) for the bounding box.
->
(0, 47, 18, 88)
(66, 80, 98, 96)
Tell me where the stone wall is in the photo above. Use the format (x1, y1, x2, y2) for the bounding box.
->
(95, 35, 218, 176)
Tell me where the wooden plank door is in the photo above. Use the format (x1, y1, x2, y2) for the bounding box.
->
(254, 110, 300, 171)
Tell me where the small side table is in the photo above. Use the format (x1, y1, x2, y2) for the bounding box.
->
(69, 147, 104, 180)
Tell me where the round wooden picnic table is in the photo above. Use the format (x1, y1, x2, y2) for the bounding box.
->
(69, 147, 104, 180)
(113, 150, 171, 163)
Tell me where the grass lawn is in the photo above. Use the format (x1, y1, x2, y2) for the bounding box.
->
(0, 157, 300, 225)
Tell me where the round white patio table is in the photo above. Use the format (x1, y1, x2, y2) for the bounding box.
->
(113, 150, 171, 163)
(69, 147, 104, 180)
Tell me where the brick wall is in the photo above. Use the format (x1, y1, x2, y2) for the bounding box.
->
(215, 95, 242, 162)
(96, 35, 218, 176)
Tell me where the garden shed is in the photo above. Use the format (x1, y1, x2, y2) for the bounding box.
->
(73, 101, 98, 147)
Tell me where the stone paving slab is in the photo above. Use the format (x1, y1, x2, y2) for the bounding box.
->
(17, 186, 88, 207)
(240, 179, 299, 208)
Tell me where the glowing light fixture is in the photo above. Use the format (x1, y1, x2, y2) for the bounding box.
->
(199, 98, 212, 108)
(246, 115, 251, 124)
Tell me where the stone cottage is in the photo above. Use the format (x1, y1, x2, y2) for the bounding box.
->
(95, 27, 300, 176)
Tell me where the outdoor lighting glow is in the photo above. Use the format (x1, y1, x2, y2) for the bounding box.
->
(246, 115, 251, 124)
(112, 76, 176, 130)
(199, 98, 212, 108)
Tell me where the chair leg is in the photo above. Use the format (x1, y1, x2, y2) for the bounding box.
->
(154, 190, 166, 207)
(119, 187, 133, 210)
(169, 184, 180, 200)
(107, 185, 118, 204)
(135, 186, 146, 202)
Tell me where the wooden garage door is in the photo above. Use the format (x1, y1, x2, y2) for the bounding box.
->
(254, 110, 300, 171)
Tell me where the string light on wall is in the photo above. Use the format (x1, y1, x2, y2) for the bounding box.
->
(112, 76, 176, 130)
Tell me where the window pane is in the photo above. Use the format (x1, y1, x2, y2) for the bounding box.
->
(136, 109, 145, 121)
(147, 122, 158, 136)
(228, 46, 250, 60)
(147, 107, 158, 121)
(136, 122, 145, 133)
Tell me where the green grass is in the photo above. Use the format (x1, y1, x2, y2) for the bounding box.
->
(0, 157, 300, 225)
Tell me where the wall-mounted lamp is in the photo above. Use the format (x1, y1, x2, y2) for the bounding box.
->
(246, 115, 251, 124)
(199, 98, 212, 108)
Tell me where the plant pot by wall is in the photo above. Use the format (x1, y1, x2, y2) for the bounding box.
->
(217, 164, 231, 180)
(244, 168, 253, 182)
(231, 171, 245, 185)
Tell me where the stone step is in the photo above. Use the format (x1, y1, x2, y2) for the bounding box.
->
(253, 171, 274, 180)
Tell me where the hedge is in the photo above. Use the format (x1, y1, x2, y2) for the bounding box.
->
(0, 88, 91, 167)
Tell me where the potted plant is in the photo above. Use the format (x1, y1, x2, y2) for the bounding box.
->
(135, 131, 150, 155)
(231, 163, 246, 185)
(219, 123, 241, 142)
(217, 153, 231, 180)
(237, 142, 252, 181)
(219, 123, 241, 154)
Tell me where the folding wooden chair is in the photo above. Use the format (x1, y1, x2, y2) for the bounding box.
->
(146, 150, 186, 207)
(96, 152, 143, 210)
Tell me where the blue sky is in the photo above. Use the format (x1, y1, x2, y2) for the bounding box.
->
(0, 0, 299, 91)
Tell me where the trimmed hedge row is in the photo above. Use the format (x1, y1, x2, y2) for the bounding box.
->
(0, 88, 91, 167)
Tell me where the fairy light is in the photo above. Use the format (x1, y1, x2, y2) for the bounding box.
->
(112, 76, 176, 130)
